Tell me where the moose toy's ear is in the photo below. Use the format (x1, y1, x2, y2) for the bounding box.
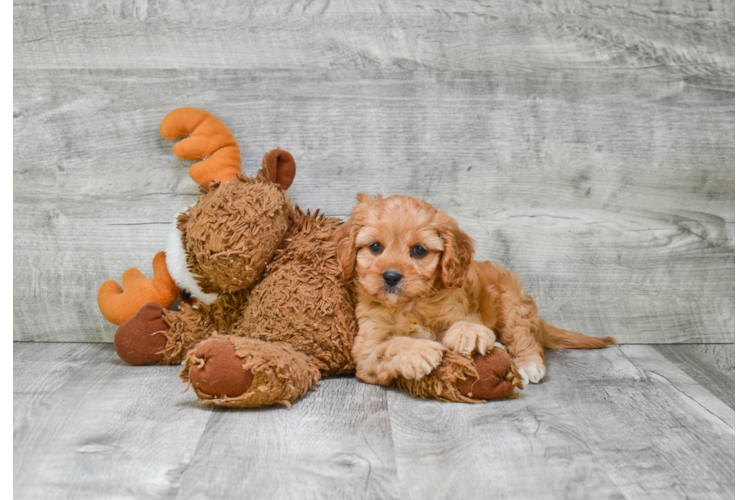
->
(261, 149, 296, 190)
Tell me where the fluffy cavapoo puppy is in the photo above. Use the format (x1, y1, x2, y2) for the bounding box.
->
(334, 194, 615, 387)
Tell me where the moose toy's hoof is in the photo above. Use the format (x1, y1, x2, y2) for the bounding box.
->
(113, 302, 168, 365)
(456, 347, 524, 400)
(187, 338, 255, 398)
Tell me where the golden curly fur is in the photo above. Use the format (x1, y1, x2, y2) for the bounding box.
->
(334, 194, 616, 386)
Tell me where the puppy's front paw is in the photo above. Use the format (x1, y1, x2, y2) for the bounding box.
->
(442, 321, 496, 355)
(392, 340, 446, 381)
(515, 357, 546, 384)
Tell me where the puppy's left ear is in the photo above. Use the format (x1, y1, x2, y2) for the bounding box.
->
(435, 212, 475, 288)
(333, 217, 360, 280)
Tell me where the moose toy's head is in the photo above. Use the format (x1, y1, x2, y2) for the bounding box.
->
(98, 107, 297, 323)
(167, 150, 297, 303)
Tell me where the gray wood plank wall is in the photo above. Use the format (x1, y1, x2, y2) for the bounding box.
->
(13, 0, 734, 343)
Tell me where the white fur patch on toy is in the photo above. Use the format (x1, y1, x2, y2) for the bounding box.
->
(164, 209, 219, 305)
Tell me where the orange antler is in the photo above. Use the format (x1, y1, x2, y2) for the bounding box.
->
(160, 107, 242, 185)
(98, 252, 181, 325)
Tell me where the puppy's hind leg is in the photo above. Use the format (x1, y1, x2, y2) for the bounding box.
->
(504, 329, 546, 385)
(490, 269, 547, 384)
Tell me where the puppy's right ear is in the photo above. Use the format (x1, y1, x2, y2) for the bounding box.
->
(333, 218, 359, 280)
(435, 211, 475, 288)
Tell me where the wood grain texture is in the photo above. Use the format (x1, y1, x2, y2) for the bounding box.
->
(176, 376, 398, 500)
(386, 345, 734, 500)
(14, 0, 734, 73)
(13, 0, 734, 343)
(14, 342, 735, 499)
(654, 343, 734, 409)
(13, 71, 734, 343)
(735, 407, 748, 498)
(14, 342, 106, 434)
(13, 69, 734, 216)
(14, 342, 215, 499)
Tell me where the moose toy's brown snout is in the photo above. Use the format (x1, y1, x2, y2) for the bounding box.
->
(178, 177, 291, 295)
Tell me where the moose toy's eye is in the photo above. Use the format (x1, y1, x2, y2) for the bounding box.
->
(369, 242, 383, 255)
(410, 245, 427, 258)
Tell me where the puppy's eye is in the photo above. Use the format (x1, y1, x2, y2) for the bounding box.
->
(369, 242, 383, 255)
(410, 245, 427, 258)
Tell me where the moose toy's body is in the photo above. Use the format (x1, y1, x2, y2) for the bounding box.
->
(98, 107, 521, 408)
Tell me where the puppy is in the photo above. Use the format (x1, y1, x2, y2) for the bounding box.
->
(333, 194, 615, 387)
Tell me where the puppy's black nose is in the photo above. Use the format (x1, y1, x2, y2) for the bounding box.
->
(382, 271, 403, 287)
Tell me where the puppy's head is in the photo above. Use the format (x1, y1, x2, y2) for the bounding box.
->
(333, 194, 474, 304)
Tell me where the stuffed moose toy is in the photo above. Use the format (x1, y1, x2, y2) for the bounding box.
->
(97, 107, 523, 408)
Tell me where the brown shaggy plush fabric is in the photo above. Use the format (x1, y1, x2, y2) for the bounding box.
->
(163, 207, 357, 378)
(162, 303, 221, 365)
(160, 288, 255, 364)
(396, 351, 482, 403)
(154, 172, 357, 408)
(157, 173, 356, 407)
(396, 347, 522, 403)
(178, 174, 291, 295)
(237, 208, 356, 376)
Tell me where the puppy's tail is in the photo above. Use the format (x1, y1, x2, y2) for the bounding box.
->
(539, 320, 616, 350)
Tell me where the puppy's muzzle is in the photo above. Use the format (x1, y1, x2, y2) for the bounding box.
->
(382, 271, 403, 289)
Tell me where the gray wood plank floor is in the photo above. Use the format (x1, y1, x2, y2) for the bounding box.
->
(14, 342, 734, 500)
(14, 0, 734, 344)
